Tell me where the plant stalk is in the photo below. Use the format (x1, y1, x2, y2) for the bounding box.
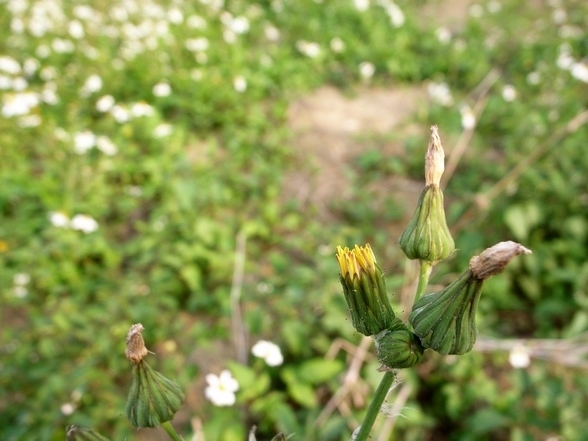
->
(352, 371, 396, 441)
(414, 260, 432, 304)
(161, 421, 183, 441)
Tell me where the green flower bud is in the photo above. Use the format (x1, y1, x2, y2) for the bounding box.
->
(399, 126, 455, 263)
(125, 324, 185, 428)
(66, 426, 110, 441)
(409, 241, 532, 355)
(374, 328, 424, 369)
(336, 244, 398, 336)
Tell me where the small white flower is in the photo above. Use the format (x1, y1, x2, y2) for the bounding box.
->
(185, 37, 209, 52)
(96, 136, 118, 155)
(233, 76, 247, 93)
(168, 7, 184, 24)
(68, 20, 85, 39)
(386, 3, 405, 28)
(130, 102, 154, 117)
(435, 27, 452, 44)
(154, 123, 173, 138)
(264, 24, 280, 42)
(229, 16, 249, 34)
(508, 344, 531, 369)
(49, 211, 70, 228)
(427, 81, 453, 106)
(353, 0, 369, 12)
(14, 273, 31, 286)
(96, 95, 115, 112)
(571, 61, 588, 83)
(252, 340, 283, 367)
(330, 37, 345, 53)
(527, 71, 540, 85)
(501, 84, 517, 102)
(296, 40, 321, 58)
(36, 45, 51, 59)
(460, 105, 476, 130)
(12, 77, 28, 92)
(187, 15, 206, 29)
(205, 370, 239, 407)
(73, 131, 96, 154)
(0, 56, 21, 75)
(81, 74, 103, 96)
(52, 38, 75, 54)
(153, 82, 172, 97)
(60, 403, 75, 416)
(13, 286, 28, 298)
(111, 104, 130, 123)
(2, 92, 39, 117)
(71, 214, 99, 233)
(23, 58, 40, 76)
(359, 62, 375, 80)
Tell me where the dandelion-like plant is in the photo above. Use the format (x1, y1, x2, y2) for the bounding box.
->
(335, 126, 532, 441)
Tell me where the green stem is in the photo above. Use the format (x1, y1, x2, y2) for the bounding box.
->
(414, 260, 433, 304)
(161, 421, 183, 441)
(352, 371, 396, 441)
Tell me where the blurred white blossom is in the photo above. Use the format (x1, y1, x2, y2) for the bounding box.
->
(353, 0, 369, 12)
(49, 211, 70, 228)
(60, 403, 75, 416)
(501, 84, 517, 102)
(185, 37, 209, 52)
(385, 3, 405, 27)
(81, 74, 103, 97)
(0, 56, 21, 75)
(296, 40, 321, 58)
(2, 92, 39, 117)
(130, 102, 154, 117)
(153, 82, 172, 97)
(571, 61, 588, 83)
(264, 24, 280, 42)
(359, 62, 375, 80)
(205, 370, 239, 406)
(73, 131, 96, 154)
(330, 37, 345, 53)
(187, 15, 207, 29)
(96, 136, 118, 156)
(427, 82, 453, 106)
(71, 214, 99, 233)
(252, 340, 283, 366)
(154, 123, 172, 138)
(96, 95, 115, 112)
(68, 20, 85, 39)
(527, 71, 540, 85)
(233, 76, 247, 93)
(460, 105, 476, 130)
(111, 104, 131, 123)
(435, 26, 452, 44)
(509, 344, 531, 368)
(14, 273, 31, 286)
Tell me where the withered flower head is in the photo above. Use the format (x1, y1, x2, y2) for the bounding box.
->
(125, 323, 149, 363)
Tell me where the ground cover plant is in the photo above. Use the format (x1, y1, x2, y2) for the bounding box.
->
(1, 0, 587, 440)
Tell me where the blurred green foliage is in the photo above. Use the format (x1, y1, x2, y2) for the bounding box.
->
(1, 0, 587, 440)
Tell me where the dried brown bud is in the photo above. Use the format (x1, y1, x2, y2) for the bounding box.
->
(125, 323, 149, 363)
(469, 241, 532, 280)
(425, 125, 445, 186)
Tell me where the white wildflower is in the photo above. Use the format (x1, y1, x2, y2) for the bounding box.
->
(359, 62, 375, 80)
(14, 273, 31, 286)
(168, 7, 184, 24)
(205, 370, 239, 407)
(501, 84, 517, 102)
(353, 0, 369, 12)
(68, 20, 85, 39)
(2, 92, 39, 117)
(154, 123, 172, 138)
(73, 131, 96, 154)
(571, 61, 588, 83)
(330, 37, 345, 53)
(0, 56, 21, 75)
(111, 104, 131, 123)
(96, 95, 115, 112)
(96, 136, 118, 155)
(60, 403, 75, 416)
(508, 344, 531, 369)
(252, 340, 283, 367)
(233, 76, 247, 93)
(81, 74, 103, 96)
(49, 211, 70, 228)
(71, 214, 99, 233)
(296, 40, 321, 58)
(229, 16, 249, 34)
(460, 105, 476, 130)
(185, 37, 209, 52)
(130, 102, 154, 117)
(264, 24, 280, 42)
(386, 3, 405, 27)
(153, 82, 172, 97)
(427, 81, 453, 106)
(187, 15, 207, 29)
(435, 27, 452, 44)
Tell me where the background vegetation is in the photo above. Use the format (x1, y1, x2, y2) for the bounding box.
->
(1, 0, 587, 440)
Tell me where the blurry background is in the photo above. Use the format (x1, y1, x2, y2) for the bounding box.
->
(1, 0, 587, 440)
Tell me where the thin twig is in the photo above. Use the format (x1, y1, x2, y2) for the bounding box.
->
(441, 68, 501, 189)
(452, 109, 588, 233)
(230, 231, 248, 364)
(316, 336, 372, 427)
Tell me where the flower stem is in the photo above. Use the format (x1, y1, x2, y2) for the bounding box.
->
(161, 421, 183, 441)
(352, 371, 396, 441)
(414, 260, 432, 304)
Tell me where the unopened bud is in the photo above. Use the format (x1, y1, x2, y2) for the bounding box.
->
(374, 327, 424, 369)
(409, 241, 531, 355)
(399, 126, 454, 263)
(125, 323, 149, 363)
(469, 241, 532, 279)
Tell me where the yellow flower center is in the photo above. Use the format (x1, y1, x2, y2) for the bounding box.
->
(336, 244, 377, 278)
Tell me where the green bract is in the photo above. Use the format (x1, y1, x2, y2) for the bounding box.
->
(399, 184, 455, 263)
(374, 328, 424, 369)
